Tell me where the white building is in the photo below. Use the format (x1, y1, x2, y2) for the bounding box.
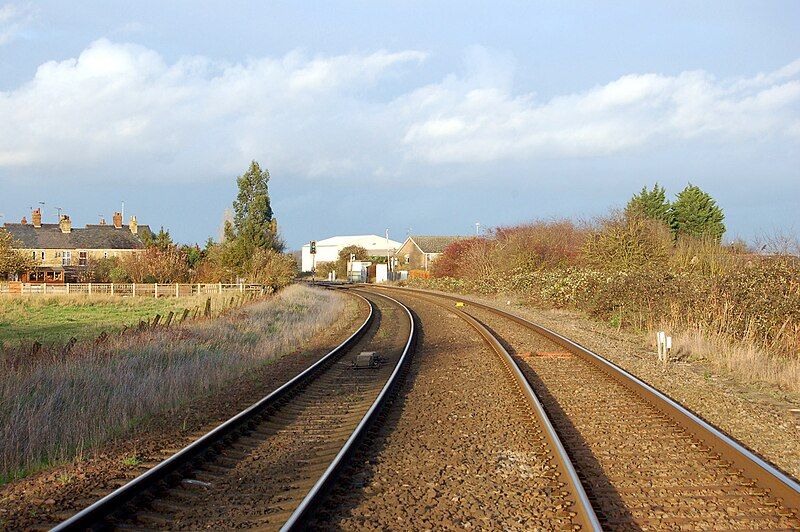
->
(301, 234, 402, 272)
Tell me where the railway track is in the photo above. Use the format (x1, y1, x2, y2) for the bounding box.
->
(53, 289, 415, 531)
(378, 286, 800, 530)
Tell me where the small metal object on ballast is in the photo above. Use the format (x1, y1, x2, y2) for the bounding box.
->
(353, 351, 382, 369)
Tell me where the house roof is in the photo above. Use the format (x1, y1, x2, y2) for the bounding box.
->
(2, 223, 153, 250)
(408, 235, 467, 254)
(303, 235, 403, 250)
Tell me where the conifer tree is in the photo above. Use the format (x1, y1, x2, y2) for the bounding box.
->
(625, 184, 672, 225)
(670, 184, 726, 241)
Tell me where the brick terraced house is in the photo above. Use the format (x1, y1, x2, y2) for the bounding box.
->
(395, 235, 466, 271)
(3, 209, 152, 283)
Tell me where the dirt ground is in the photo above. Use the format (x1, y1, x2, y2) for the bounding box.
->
(0, 293, 368, 531)
(405, 287, 800, 482)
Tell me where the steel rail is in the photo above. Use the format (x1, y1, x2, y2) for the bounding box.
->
(281, 288, 416, 531)
(395, 289, 602, 531)
(52, 291, 376, 531)
(381, 285, 800, 514)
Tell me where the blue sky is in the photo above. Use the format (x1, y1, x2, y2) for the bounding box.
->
(1, 1, 798, 248)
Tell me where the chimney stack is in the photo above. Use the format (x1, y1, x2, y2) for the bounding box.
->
(129, 215, 138, 235)
(113, 212, 123, 229)
(32, 208, 42, 228)
(99, 216, 106, 225)
(59, 214, 72, 234)
(20, 216, 27, 224)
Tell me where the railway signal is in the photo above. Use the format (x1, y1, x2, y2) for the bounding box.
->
(309, 240, 316, 254)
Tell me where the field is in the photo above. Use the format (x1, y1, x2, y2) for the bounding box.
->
(0, 294, 227, 347)
(0, 284, 345, 483)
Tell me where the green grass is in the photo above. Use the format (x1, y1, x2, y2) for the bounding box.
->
(0, 295, 217, 346)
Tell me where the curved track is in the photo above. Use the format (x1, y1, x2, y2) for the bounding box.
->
(377, 286, 800, 530)
(53, 289, 415, 531)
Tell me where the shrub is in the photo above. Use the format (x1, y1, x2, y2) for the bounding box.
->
(581, 214, 672, 272)
(249, 249, 297, 290)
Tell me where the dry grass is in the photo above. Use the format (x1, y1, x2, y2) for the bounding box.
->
(0, 284, 343, 483)
(664, 324, 800, 394)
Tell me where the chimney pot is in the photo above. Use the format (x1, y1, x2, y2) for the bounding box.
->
(99, 217, 106, 225)
(112, 212, 123, 229)
(32, 208, 42, 228)
(21, 216, 27, 224)
(59, 214, 72, 234)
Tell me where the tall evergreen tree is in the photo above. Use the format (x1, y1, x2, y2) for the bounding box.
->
(625, 184, 672, 225)
(670, 184, 726, 241)
(219, 161, 283, 277)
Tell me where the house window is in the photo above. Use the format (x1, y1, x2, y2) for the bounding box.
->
(404, 254, 410, 264)
(103, 251, 109, 259)
(32, 251, 36, 260)
(78, 251, 88, 267)
(62, 251, 71, 266)
(41, 251, 45, 260)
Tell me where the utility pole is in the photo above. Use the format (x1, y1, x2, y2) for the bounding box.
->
(385, 228, 390, 280)
(121, 200, 125, 221)
(38, 201, 45, 222)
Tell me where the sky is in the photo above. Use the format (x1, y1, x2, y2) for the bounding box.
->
(1, 1, 798, 249)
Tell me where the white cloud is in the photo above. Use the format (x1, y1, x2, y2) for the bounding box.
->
(0, 40, 797, 183)
(401, 58, 800, 163)
(0, 2, 34, 45)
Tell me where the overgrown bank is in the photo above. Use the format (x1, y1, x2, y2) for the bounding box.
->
(406, 185, 799, 394)
(0, 285, 343, 483)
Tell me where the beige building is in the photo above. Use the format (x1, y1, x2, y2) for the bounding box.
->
(395, 235, 466, 271)
(3, 208, 152, 283)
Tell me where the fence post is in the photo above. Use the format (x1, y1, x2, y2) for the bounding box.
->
(204, 297, 212, 318)
(88, 282, 92, 295)
(175, 283, 179, 297)
(154, 284, 158, 298)
(66, 283, 70, 294)
(165, 311, 174, 327)
(110, 283, 114, 295)
(133, 283, 136, 297)
(218, 282, 222, 294)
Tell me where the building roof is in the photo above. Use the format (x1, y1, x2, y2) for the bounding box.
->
(2, 223, 153, 250)
(303, 235, 403, 250)
(407, 235, 467, 254)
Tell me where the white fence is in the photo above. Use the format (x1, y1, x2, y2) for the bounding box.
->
(0, 282, 266, 297)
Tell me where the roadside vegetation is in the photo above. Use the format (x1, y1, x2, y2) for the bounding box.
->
(409, 183, 800, 394)
(0, 294, 230, 347)
(0, 284, 344, 483)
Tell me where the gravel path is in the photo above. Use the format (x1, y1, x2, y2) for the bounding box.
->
(311, 289, 582, 531)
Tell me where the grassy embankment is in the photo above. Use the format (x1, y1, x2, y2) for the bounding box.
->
(406, 220, 800, 395)
(0, 294, 244, 347)
(0, 284, 344, 483)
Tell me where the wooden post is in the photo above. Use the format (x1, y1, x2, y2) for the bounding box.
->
(132, 283, 136, 297)
(66, 283, 70, 294)
(151, 314, 161, 328)
(175, 283, 179, 297)
(164, 311, 174, 327)
(239, 283, 243, 294)
(111, 283, 114, 295)
(181, 308, 190, 323)
(218, 282, 223, 294)
(154, 284, 158, 298)
(204, 297, 212, 318)
(88, 282, 92, 295)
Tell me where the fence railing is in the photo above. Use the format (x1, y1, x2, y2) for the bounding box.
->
(0, 282, 265, 297)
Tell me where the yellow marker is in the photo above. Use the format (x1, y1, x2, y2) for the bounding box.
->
(455, 302, 465, 308)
